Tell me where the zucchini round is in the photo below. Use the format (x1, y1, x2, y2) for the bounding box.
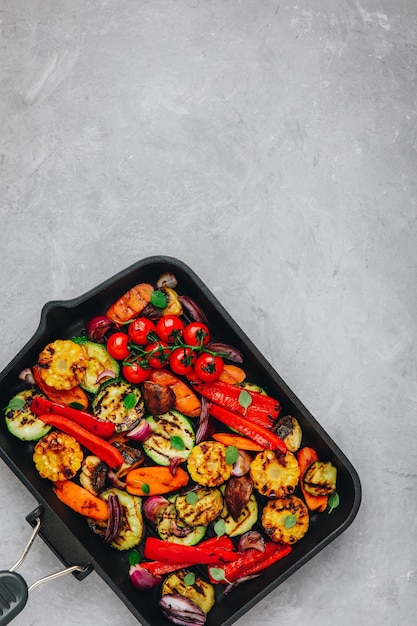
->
(80, 341, 119, 394)
(92, 379, 144, 432)
(220, 485, 258, 537)
(5, 389, 52, 441)
(143, 410, 195, 466)
(157, 501, 206, 545)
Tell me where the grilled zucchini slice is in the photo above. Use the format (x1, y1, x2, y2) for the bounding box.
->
(262, 495, 309, 544)
(89, 488, 144, 550)
(79, 341, 119, 394)
(187, 441, 233, 487)
(33, 431, 83, 481)
(5, 389, 52, 441)
(273, 415, 302, 452)
(250, 449, 300, 498)
(37, 339, 87, 390)
(219, 485, 258, 537)
(175, 487, 223, 527)
(162, 570, 215, 614)
(142, 410, 195, 466)
(157, 501, 206, 545)
(303, 460, 337, 496)
(92, 380, 144, 432)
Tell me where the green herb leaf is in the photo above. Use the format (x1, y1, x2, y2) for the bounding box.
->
(214, 519, 226, 537)
(225, 445, 239, 465)
(124, 393, 137, 410)
(150, 290, 168, 309)
(71, 335, 88, 344)
(183, 572, 196, 586)
(170, 435, 185, 451)
(69, 402, 85, 410)
(4, 397, 25, 412)
(209, 567, 228, 582)
(284, 514, 297, 529)
(238, 389, 252, 414)
(327, 491, 340, 514)
(186, 491, 198, 505)
(142, 483, 150, 495)
(128, 549, 141, 566)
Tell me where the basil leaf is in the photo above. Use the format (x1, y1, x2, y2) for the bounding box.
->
(128, 549, 141, 566)
(209, 567, 227, 582)
(151, 290, 168, 309)
(238, 389, 252, 414)
(214, 519, 226, 537)
(284, 514, 297, 529)
(71, 335, 88, 344)
(69, 402, 85, 410)
(170, 435, 185, 451)
(142, 483, 150, 495)
(186, 491, 198, 504)
(328, 491, 340, 514)
(183, 572, 196, 586)
(225, 445, 239, 465)
(4, 397, 26, 412)
(124, 393, 137, 410)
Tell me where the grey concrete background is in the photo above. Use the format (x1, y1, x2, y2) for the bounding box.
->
(1, 1, 416, 624)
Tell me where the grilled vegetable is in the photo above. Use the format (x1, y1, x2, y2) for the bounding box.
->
(224, 475, 253, 521)
(187, 441, 233, 487)
(142, 380, 175, 415)
(53, 480, 109, 521)
(112, 441, 144, 478)
(106, 282, 154, 323)
(220, 486, 258, 537)
(175, 487, 223, 527)
(162, 571, 215, 614)
(142, 287, 183, 319)
(142, 411, 195, 466)
(126, 465, 189, 496)
(273, 415, 302, 453)
(79, 341, 119, 394)
(37, 339, 88, 390)
(79, 455, 108, 495)
(303, 460, 337, 496)
(261, 495, 309, 544)
(156, 501, 206, 545)
(32, 364, 89, 409)
(159, 594, 206, 626)
(212, 432, 263, 452)
(250, 449, 300, 498)
(297, 447, 328, 511)
(144, 536, 239, 565)
(33, 431, 83, 481)
(148, 369, 201, 418)
(92, 380, 144, 432)
(5, 389, 51, 441)
(89, 488, 144, 550)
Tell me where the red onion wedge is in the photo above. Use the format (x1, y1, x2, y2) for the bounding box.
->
(238, 531, 266, 553)
(86, 315, 119, 343)
(195, 397, 215, 443)
(96, 369, 116, 384)
(224, 574, 261, 595)
(159, 594, 206, 626)
(129, 563, 161, 591)
(178, 295, 209, 324)
(143, 495, 169, 524)
(104, 494, 122, 543)
(126, 418, 152, 442)
(206, 342, 243, 363)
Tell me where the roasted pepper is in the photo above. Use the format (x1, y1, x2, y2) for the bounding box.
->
(144, 537, 239, 565)
(194, 381, 281, 428)
(31, 396, 115, 439)
(209, 541, 292, 583)
(38, 413, 123, 470)
(207, 403, 287, 453)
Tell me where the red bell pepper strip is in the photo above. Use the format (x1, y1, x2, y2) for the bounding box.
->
(31, 396, 115, 439)
(208, 542, 292, 584)
(38, 413, 124, 470)
(194, 381, 281, 428)
(144, 537, 239, 566)
(207, 403, 287, 453)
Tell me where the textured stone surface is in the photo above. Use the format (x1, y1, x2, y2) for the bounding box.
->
(1, 1, 416, 624)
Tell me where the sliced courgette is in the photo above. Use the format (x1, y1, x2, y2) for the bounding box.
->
(220, 485, 258, 537)
(157, 501, 206, 545)
(92, 379, 144, 432)
(161, 570, 215, 614)
(5, 389, 52, 441)
(175, 487, 223, 527)
(80, 341, 119, 394)
(89, 488, 144, 550)
(142, 410, 195, 466)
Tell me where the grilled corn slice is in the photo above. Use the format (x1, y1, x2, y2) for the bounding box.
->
(33, 431, 83, 481)
(37, 339, 87, 390)
(187, 441, 233, 487)
(250, 449, 300, 498)
(262, 495, 309, 544)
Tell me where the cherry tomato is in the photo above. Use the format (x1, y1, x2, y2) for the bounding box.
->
(155, 315, 185, 344)
(183, 322, 211, 347)
(128, 317, 156, 345)
(145, 341, 170, 369)
(168, 347, 196, 376)
(106, 332, 130, 360)
(122, 361, 150, 384)
(193, 353, 224, 382)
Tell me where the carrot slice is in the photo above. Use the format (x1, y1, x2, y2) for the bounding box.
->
(106, 283, 154, 323)
(33, 365, 89, 409)
(53, 480, 109, 521)
(212, 432, 264, 451)
(297, 447, 328, 512)
(125, 465, 189, 496)
(148, 369, 201, 418)
(218, 364, 246, 384)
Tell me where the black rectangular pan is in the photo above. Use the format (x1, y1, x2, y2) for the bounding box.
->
(0, 256, 361, 625)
